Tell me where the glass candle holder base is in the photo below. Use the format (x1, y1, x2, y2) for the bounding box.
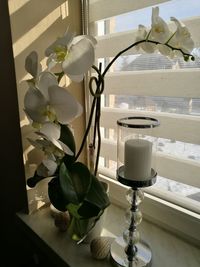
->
(117, 166, 157, 188)
(110, 236, 152, 267)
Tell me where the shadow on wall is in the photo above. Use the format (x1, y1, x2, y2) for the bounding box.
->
(9, 0, 65, 43)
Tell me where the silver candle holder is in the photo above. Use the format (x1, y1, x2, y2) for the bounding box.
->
(110, 116, 160, 267)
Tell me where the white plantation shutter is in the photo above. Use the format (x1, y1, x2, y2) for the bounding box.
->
(87, 0, 200, 214)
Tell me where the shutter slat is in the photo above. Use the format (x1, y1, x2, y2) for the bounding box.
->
(103, 70, 200, 98)
(95, 17, 200, 58)
(100, 138, 200, 188)
(101, 108, 200, 145)
(89, 0, 170, 22)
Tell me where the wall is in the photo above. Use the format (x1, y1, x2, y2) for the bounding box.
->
(0, 1, 29, 266)
(0, 1, 85, 265)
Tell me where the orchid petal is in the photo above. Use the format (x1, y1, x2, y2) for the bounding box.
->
(38, 72, 58, 100)
(57, 140, 74, 156)
(62, 37, 95, 76)
(151, 7, 171, 43)
(71, 35, 97, 46)
(32, 139, 63, 158)
(48, 85, 83, 124)
(136, 25, 148, 40)
(46, 55, 57, 70)
(170, 17, 194, 52)
(27, 138, 44, 150)
(33, 123, 73, 156)
(135, 25, 156, 53)
(48, 138, 73, 156)
(43, 159, 57, 175)
(48, 153, 56, 161)
(24, 87, 47, 123)
(25, 51, 40, 78)
(140, 42, 156, 53)
(45, 31, 75, 57)
(37, 159, 57, 177)
(39, 122, 61, 141)
(157, 44, 172, 56)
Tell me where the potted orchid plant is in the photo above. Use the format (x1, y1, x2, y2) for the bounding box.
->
(25, 7, 195, 242)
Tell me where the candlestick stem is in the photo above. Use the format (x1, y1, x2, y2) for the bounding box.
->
(110, 168, 157, 267)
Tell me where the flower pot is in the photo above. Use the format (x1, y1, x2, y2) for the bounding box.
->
(50, 181, 109, 243)
(66, 181, 109, 243)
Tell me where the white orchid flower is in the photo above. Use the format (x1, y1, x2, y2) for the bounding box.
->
(45, 30, 75, 61)
(37, 122, 74, 156)
(28, 122, 74, 163)
(151, 7, 171, 43)
(136, 25, 156, 53)
(24, 86, 48, 124)
(169, 17, 194, 54)
(24, 71, 83, 125)
(45, 30, 97, 82)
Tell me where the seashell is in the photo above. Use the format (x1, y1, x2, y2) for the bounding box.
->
(50, 204, 61, 218)
(90, 237, 111, 260)
(54, 211, 70, 232)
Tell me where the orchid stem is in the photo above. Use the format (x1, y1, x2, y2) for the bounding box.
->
(75, 38, 194, 170)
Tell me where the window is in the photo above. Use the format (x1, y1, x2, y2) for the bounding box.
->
(85, 0, 200, 241)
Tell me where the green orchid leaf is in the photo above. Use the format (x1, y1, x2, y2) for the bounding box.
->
(59, 163, 79, 204)
(83, 174, 110, 212)
(77, 201, 101, 219)
(27, 174, 47, 188)
(59, 162, 92, 204)
(60, 124, 76, 166)
(48, 177, 68, 211)
(69, 162, 92, 201)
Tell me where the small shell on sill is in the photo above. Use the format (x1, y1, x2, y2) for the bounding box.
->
(54, 211, 70, 232)
(90, 237, 111, 260)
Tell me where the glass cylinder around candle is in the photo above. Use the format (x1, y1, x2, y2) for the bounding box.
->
(117, 116, 160, 182)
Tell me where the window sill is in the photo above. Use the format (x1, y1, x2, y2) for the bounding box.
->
(16, 202, 200, 267)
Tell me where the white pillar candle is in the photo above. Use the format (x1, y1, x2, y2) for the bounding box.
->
(124, 139, 152, 180)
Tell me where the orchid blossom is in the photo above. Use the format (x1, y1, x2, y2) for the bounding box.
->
(136, 25, 156, 53)
(134, 7, 195, 61)
(169, 17, 194, 57)
(28, 122, 74, 176)
(151, 6, 171, 43)
(28, 122, 73, 157)
(24, 71, 83, 126)
(45, 30, 97, 82)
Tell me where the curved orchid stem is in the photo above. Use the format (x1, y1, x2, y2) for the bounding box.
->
(75, 38, 194, 173)
(74, 64, 104, 164)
